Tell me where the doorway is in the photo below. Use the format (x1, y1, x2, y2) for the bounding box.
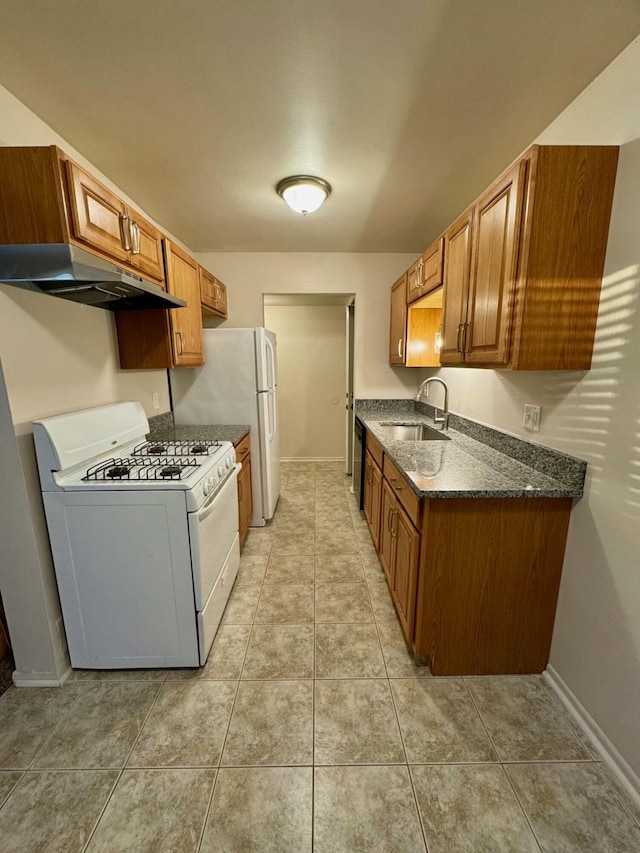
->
(263, 294, 356, 466)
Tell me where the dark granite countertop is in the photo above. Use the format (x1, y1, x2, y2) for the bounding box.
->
(147, 416, 250, 447)
(356, 401, 586, 500)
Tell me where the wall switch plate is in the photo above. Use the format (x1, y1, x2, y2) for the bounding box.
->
(152, 392, 160, 411)
(523, 403, 541, 431)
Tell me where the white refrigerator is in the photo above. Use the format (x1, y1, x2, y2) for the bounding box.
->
(170, 328, 280, 526)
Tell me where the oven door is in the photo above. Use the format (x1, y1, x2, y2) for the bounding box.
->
(188, 464, 242, 663)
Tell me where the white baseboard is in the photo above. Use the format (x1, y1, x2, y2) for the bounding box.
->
(544, 665, 640, 809)
(281, 457, 345, 463)
(12, 665, 72, 687)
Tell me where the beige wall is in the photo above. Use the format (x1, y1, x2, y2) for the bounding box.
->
(264, 304, 346, 459)
(0, 85, 175, 680)
(426, 38, 640, 783)
(198, 252, 419, 399)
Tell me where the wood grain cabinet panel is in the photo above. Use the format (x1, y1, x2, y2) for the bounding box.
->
(390, 500, 420, 641)
(439, 209, 473, 365)
(407, 237, 444, 304)
(379, 479, 395, 584)
(363, 450, 383, 550)
(115, 240, 204, 369)
(66, 162, 130, 263)
(200, 266, 228, 318)
(465, 161, 526, 365)
(235, 434, 253, 544)
(414, 496, 573, 675)
(440, 145, 618, 370)
(388, 274, 408, 364)
(128, 210, 164, 283)
(164, 241, 204, 367)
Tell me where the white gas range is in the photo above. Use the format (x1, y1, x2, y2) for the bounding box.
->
(33, 401, 241, 669)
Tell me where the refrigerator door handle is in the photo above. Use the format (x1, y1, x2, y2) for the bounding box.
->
(264, 334, 276, 391)
(267, 389, 277, 443)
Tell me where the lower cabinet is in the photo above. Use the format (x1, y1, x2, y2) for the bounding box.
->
(379, 475, 420, 640)
(363, 450, 383, 550)
(363, 440, 574, 676)
(234, 434, 253, 544)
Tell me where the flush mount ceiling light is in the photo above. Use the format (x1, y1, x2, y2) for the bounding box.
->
(276, 175, 331, 215)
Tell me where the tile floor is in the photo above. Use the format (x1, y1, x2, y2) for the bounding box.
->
(0, 461, 639, 851)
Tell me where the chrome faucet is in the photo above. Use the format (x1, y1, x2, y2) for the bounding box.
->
(415, 377, 449, 431)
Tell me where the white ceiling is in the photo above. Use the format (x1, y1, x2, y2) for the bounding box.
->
(1, 1, 639, 253)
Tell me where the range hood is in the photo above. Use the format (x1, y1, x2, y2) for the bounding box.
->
(0, 244, 186, 310)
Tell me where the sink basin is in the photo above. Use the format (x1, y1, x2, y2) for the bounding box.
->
(381, 423, 450, 441)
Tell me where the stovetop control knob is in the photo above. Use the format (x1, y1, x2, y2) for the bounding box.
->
(226, 455, 233, 469)
(218, 465, 226, 477)
(203, 480, 211, 496)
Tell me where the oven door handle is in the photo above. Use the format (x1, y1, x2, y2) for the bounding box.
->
(198, 464, 241, 522)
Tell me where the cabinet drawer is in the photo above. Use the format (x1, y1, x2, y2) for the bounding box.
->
(234, 433, 251, 463)
(366, 432, 384, 469)
(383, 456, 421, 527)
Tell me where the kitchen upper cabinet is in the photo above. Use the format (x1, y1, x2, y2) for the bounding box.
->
(66, 163, 165, 284)
(165, 241, 204, 366)
(388, 274, 407, 365)
(441, 163, 524, 366)
(200, 266, 228, 318)
(439, 208, 473, 365)
(407, 236, 444, 304)
(115, 239, 203, 369)
(390, 271, 442, 369)
(440, 145, 619, 370)
(65, 161, 131, 265)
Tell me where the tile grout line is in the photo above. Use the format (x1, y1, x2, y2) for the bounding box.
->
(195, 532, 273, 853)
(81, 678, 165, 852)
(592, 761, 640, 831)
(461, 678, 544, 853)
(23, 680, 91, 773)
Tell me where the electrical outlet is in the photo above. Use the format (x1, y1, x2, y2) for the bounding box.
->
(523, 403, 541, 432)
(152, 392, 160, 411)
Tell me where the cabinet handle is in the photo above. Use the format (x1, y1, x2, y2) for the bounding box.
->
(456, 323, 464, 353)
(397, 338, 404, 359)
(131, 221, 141, 255)
(238, 481, 243, 501)
(463, 322, 471, 353)
(387, 507, 394, 532)
(176, 331, 183, 356)
(418, 261, 423, 287)
(367, 464, 373, 486)
(239, 448, 249, 458)
(391, 509, 398, 538)
(119, 213, 132, 251)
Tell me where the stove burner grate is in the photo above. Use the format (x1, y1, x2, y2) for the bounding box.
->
(82, 456, 201, 482)
(132, 439, 223, 457)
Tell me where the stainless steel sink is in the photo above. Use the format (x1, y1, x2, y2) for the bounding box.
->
(381, 423, 450, 441)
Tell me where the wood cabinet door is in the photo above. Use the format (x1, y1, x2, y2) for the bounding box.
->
(363, 451, 383, 550)
(391, 502, 420, 641)
(465, 161, 526, 365)
(440, 209, 473, 365)
(421, 236, 445, 295)
(215, 279, 228, 317)
(164, 241, 204, 367)
(238, 458, 253, 542)
(379, 480, 396, 585)
(128, 210, 165, 284)
(389, 274, 408, 364)
(406, 258, 423, 304)
(66, 161, 129, 263)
